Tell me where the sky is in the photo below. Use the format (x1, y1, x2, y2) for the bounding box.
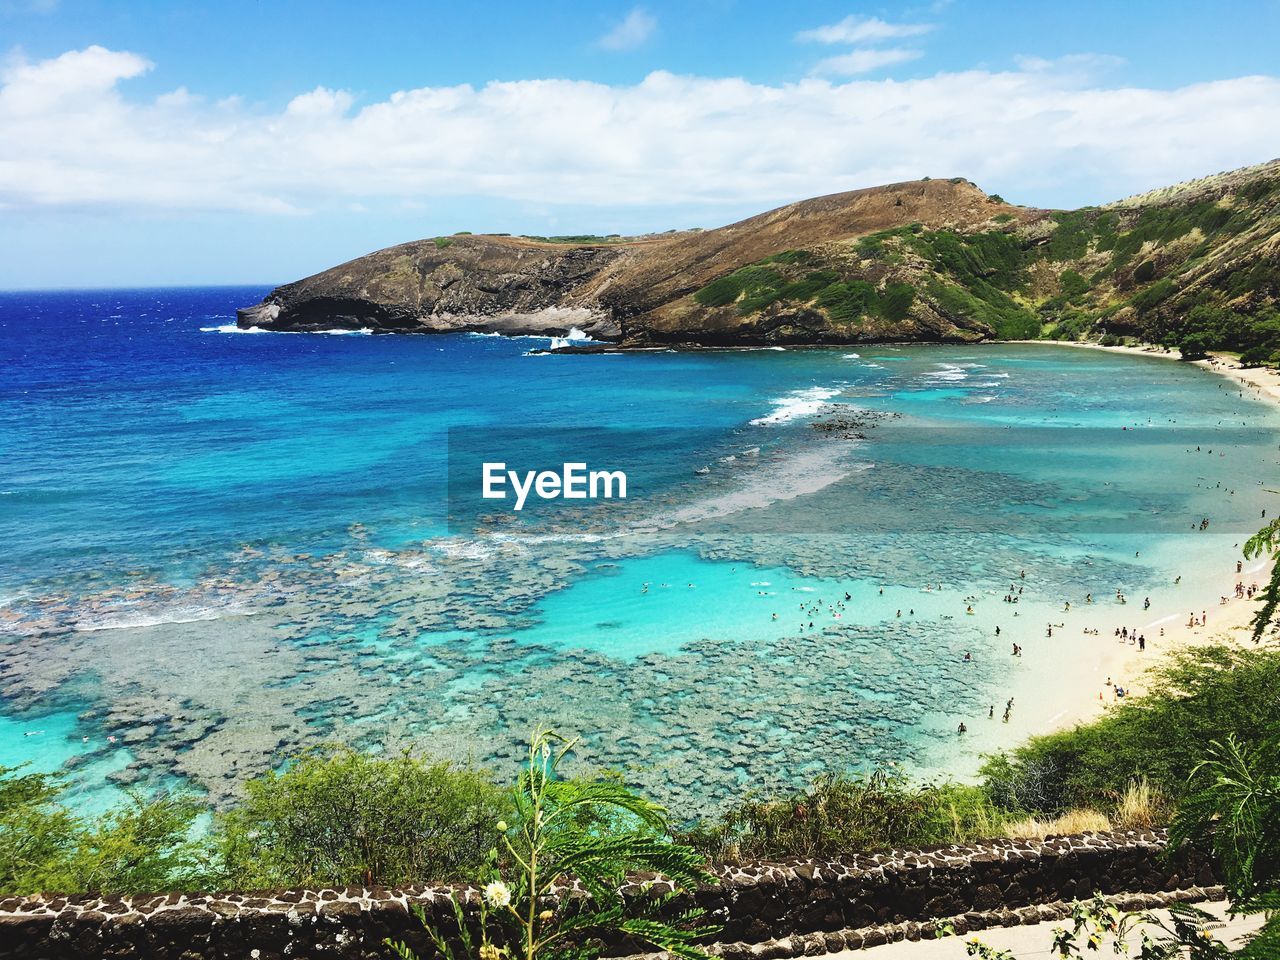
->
(1, 0, 1279, 288)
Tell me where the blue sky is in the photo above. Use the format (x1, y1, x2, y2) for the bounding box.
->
(2, 0, 1279, 288)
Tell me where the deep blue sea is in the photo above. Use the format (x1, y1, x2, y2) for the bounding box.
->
(3, 287, 1278, 815)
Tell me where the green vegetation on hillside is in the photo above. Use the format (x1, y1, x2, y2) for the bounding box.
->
(691, 250, 918, 329)
(684, 168, 1280, 359)
(980, 644, 1280, 815)
(0, 766, 210, 894)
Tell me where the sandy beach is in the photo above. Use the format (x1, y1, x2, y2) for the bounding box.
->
(1013, 341, 1279, 732)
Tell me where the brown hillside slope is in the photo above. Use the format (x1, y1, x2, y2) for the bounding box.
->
(238, 160, 1280, 353)
(238, 178, 1033, 344)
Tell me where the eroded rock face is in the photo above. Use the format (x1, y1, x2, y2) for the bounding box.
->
(237, 237, 624, 338)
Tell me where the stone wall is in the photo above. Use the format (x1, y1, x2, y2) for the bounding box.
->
(0, 830, 1218, 960)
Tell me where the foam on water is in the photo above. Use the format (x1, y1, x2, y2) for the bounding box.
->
(750, 385, 844, 425)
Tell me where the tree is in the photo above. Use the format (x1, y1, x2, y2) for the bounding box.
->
(1179, 331, 1213, 360)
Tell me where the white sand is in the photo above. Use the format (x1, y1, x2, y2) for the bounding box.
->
(1010, 342, 1278, 731)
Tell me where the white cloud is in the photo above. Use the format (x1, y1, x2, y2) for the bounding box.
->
(597, 8, 656, 51)
(1, 46, 1278, 216)
(812, 47, 923, 76)
(0, 44, 149, 113)
(796, 15, 934, 45)
(285, 86, 354, 118)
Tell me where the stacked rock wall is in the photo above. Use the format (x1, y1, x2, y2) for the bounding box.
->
(0, 830, 1218, 960)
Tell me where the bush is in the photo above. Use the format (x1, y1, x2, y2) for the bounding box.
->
(879, 282, 916, 322)
(1130, 278, 1176, 312)
(0, 765, 208, 895)
(692, 266, 783, 309)
(681, 770, 1004, 862)
(215, 748, 510, 888)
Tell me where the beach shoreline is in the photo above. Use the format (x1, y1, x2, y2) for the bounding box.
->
(1007, 340, 1279, 733)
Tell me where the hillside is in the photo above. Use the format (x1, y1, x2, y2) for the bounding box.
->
(238, 160, 1280, 359)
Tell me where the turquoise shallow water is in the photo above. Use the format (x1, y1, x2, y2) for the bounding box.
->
(3, 288, 1279, 814)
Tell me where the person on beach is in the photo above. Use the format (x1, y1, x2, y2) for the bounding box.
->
(957, 722, 967, 735)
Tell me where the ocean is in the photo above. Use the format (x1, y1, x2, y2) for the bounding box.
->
(2, 286, 1277, 816)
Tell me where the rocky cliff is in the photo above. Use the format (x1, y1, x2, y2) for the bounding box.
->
(238, 160, 1280, 357)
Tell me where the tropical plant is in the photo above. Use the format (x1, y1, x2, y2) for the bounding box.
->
(387, 730, 718, 960)
(1243, 518, 1280, 643)
(1168, 735, 1280, 957)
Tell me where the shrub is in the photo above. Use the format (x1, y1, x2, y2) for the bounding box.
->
(1129, 278, 1176, 312)
(1058, 270, 1089, 302)
(692, 266, 783, 309)
(980, 645, 1280, 815)
(682, 771, 1004, 862)
(216, 747, 511, 888)
(0, 765, 208, 895)
(879, 282, 916, 322)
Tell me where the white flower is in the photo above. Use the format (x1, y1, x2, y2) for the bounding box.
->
(483, 880, 512, 909)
